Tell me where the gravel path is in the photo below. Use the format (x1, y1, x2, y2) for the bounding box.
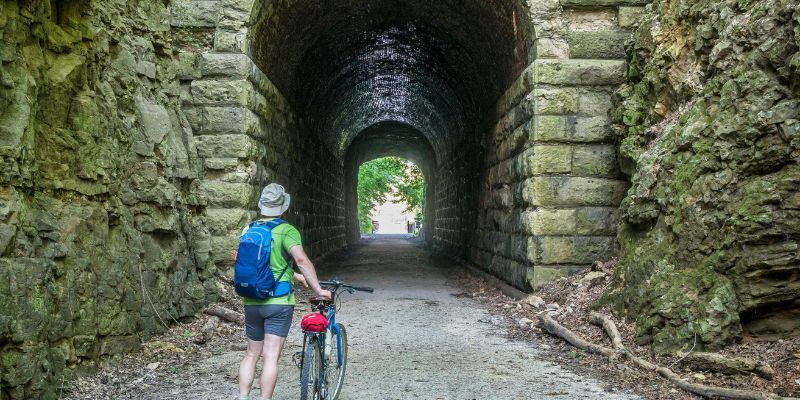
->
(68, 237, 639, 399)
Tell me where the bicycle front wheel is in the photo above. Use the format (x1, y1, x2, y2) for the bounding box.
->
(300, 336, 322, 400)
(328, 323, 348, 400)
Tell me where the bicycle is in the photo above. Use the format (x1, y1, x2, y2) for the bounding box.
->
(296, 279, 374, 400)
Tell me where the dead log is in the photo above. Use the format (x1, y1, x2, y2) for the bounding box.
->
(676, 352, 775, 381)
(539, 312, 797, 400)
(194, 316, 220, 344)
(539, 313, 615, 358)
(204, 305, 244, 325)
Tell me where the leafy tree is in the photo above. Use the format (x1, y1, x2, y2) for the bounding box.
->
(357, 157, 424, 233)
(395, 163, 424, 216)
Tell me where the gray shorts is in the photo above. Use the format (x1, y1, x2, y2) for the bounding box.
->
(244, 305, 294, 340)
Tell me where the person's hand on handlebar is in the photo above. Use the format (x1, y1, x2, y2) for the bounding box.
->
(312, 289, 332, 300)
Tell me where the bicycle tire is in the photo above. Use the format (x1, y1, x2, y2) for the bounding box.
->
(328, 323, 348, 400)
(300, 336, 322, 400)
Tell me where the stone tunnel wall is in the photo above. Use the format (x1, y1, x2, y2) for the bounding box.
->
(169, 0, 347, 265)
(468, 0, 643, 291)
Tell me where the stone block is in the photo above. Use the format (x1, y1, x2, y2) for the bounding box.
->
(523, 208, 577, 235)
(539, 236, 577, 264)
(533, 59, 625, 86)
(496, 64, 535, 116)
(170, 0, 221, 27)
(191, 79, 256, 107)
(194, 106, 262, 136)
(618, 6, 647, 28)
(523, 176, 627, 206)
(537, 236, 617, 264)
(529, 145, 572, 174)
(575, 207, 618, 235)
(204, 157, 241, 170)
(568, 8, 617, 32)
(528, 265, 586, 289)
(568, 31, 629, 59)
(573, 116, 613, 142)
(218, 0, 256, 28)
(214, 28, 248, 53)
(196, 134, 258, 158)
(571, 145, 618, 176)
(176, 52, 201, 80)
(529, 115, 612, 143)
(200, 53, 253, 78)
(534, 37, 569, 59)
(530, 115, 613, 143)
(195, 181, 255, 208)
(528, 88, 579, 115)
(579, 89, 613, 117)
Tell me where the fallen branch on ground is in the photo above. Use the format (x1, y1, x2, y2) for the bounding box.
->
(675, 351, 775, 381)
(539, 312, 797, 400)
(204, 305, 244, 325)
(194, 316, 220, 344)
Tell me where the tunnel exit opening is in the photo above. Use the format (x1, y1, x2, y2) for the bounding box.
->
(355, 157, 425, 237)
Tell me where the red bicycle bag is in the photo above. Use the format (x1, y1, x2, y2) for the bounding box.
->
(301, 312, 328, 332)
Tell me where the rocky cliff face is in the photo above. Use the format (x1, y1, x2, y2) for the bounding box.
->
(0, 1, 216, 397)
(607, 0, 800, 352)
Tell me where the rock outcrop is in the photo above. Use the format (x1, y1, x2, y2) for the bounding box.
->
(606, 0, 800, 352)
(0, 1, 215, 398)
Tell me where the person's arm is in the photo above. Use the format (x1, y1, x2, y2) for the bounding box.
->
(290, 245, 331, 299)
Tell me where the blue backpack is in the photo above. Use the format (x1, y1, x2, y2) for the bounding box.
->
(233, 219, 293, 300)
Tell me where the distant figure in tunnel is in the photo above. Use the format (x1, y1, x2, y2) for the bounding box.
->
(236, 183, 331, 400)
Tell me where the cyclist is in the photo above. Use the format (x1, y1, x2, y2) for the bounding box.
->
(237, 183, 332, 400)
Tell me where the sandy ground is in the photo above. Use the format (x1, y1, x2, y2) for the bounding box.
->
(65, 237, 638, 399)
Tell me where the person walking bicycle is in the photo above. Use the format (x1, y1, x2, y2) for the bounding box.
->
(235, 183, 331, 400)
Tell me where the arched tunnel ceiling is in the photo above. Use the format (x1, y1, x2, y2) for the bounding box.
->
(251, 0, 531, 160)
(345, 121, 436, 173)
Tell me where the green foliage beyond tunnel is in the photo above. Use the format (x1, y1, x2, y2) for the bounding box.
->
(357, 157, 424, 233)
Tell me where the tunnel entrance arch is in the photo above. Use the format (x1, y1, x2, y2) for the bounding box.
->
(173, 0, 633, 292)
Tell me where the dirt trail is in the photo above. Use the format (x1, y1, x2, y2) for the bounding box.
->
(66, 237, 638, 399)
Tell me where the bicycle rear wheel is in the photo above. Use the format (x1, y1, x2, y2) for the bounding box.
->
(328, 323, 348, 400)
(300, 336, 322, 400)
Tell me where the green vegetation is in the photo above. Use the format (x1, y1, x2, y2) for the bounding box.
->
(357, 157, 424, 233)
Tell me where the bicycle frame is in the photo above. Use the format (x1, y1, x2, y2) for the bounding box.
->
(298, 280, 372, 399)
(300, 295, 343, 396)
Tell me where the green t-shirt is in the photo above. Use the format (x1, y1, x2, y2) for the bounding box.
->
(241, 219, 302, 306)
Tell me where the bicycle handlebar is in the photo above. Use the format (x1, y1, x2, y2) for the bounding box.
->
(319, 280, 374, 293)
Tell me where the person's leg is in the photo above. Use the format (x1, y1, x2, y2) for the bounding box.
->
(239, 339, 264, 396)
(258, 334, 287, 399)
(258, 305, 294, 400)
(240, 305, 267, 397)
